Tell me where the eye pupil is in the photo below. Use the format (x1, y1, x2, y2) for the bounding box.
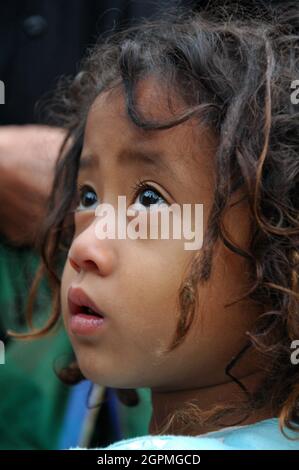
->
(79, 186, 97, 209)
(140, 189, 160, 206)
(83, 191, 96, 206)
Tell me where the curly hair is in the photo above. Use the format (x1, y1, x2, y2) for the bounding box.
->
(10, 0, 299, 437)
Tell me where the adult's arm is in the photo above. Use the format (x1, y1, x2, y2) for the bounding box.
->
(0, 125, 67, 247)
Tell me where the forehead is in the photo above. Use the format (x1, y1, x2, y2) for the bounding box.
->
(80, 80, 217, 202)
(85, 77, 216, 158)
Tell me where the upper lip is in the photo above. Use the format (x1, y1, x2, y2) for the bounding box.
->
(67, 286, 105, 317)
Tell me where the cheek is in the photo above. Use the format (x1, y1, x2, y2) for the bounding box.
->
(117, 240, 194, 345)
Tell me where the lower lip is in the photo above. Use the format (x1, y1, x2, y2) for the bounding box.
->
(70, 313, 105, 336)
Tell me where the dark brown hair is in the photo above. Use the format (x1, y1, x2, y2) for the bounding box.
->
(10, 1, 299, 437)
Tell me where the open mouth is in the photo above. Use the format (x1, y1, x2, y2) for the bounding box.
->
(68, 286, 105, 319)
(68, 286, 106, 336)
(76, 305, 104, 318)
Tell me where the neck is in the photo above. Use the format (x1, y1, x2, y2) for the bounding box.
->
(149, 370, 274, 436)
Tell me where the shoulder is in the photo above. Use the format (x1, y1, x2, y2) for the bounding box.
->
(91, 418, 299, 450)
(96, 434, 232, 450)
(208, 418, 299, 450)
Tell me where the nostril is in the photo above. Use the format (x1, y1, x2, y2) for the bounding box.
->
(82, 260, 99, 272)
(68, 256, 80, 272)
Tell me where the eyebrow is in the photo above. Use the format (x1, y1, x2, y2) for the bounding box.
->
(79, 148, 180, 182)
(79, 154, 98, 170)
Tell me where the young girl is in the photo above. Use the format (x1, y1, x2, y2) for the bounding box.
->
(15, 1, 299, 449)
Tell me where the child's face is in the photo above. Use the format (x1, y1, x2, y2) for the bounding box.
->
(61, 79, 260, 391)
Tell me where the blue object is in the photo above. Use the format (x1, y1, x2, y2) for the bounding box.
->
(58, 380, 92, 449)
(96, 418, 299, 450)
(106, 388, 124, 442)
(58, 382, 124, 449)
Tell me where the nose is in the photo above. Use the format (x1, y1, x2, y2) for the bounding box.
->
(68, 220, 117, 277)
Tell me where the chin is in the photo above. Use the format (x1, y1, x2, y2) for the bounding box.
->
(76, 360, 145, 389)
(74, 357, 121, 387)
(73, 345, 151, 388)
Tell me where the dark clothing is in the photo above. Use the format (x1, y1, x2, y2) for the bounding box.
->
(1, 0, 282, 125)
(0, 0, 205, 125)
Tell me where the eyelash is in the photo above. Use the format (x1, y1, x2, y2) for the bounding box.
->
(75, 179, 166, 211)
(129, 179, 165, 202)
